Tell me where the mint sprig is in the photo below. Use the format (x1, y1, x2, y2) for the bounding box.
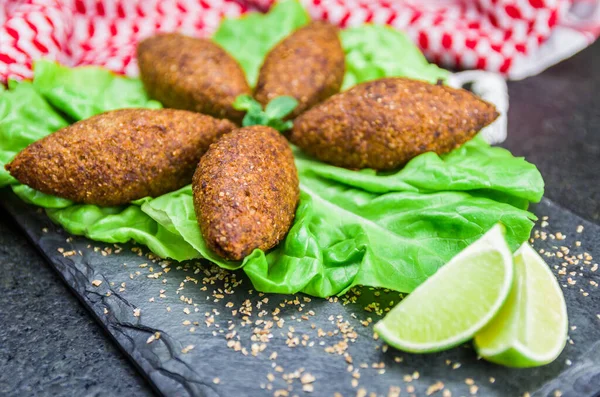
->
(233, 95, 298, 131)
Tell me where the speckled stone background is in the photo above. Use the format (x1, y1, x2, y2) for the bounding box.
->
(0, 39, 598, 397)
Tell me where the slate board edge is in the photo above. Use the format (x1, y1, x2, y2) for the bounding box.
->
(0, 190, 210, 397)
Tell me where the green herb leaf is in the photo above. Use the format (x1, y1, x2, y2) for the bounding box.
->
(234, 94, 297, 131)
(232, 94, 261, 112)
(242, 111, 269, 128)
(264, 96, 298, 119)
(268, 119, 294, 132)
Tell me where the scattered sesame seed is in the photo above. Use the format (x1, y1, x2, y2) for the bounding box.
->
(388, 386, 401, 397)
(426, 381, 444, 395)
(181, 345, 195, 354)
(300, 373, 315, 384)
(213, 377, 220, 384)
(91, 279, 103, 287)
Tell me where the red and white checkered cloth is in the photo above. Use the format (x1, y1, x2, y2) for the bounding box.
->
(1, 0, 599, 83)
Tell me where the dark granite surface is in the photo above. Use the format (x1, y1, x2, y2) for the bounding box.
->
(0, 40, 598, 397)
(503, 40, 600, 223)
(0, 208, 151, 397)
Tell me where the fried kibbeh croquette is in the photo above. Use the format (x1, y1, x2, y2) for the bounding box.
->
(5, 109, 235, 206)
(137, 33, 251, 123)
(290, 77, 499, 170)
(254, 21, 345, 119)
(193, 126, 299, 261)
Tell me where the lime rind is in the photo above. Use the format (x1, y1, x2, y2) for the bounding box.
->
(474, 243, 568, 367)
(375, 224, 514, 353)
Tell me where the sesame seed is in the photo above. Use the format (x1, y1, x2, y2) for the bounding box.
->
(300, 373, 315, 384)
(91, 280, 103, 287)
(181, 345, 195, 354)
(426, 381, 444, 395)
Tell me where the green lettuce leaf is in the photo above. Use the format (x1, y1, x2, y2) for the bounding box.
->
(33, 60, 161, 120)
(0, 81, 68, 187)
(213, 1, 448, 90)
(46, 203, 200, 262)
(294, 137, 544, 204)
(12, 184, 73, 208)
(340, 25, 449, 90)
(0, 61, 185, 259)
(138, 142, 539, 297)
(213, 0, 310, 86)
(0, 2, 545, 298)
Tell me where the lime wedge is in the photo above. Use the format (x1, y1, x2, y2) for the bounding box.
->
(474, 242, 568, 367)
(374, 224, 513, 353)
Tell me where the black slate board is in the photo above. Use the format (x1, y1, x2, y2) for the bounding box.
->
(2, 189, 600, 397)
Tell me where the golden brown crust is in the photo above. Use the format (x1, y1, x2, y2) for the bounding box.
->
(5, 108, 235, 206)
(254, 21, 345, 119)
(289, 77, 500, 170)
(193, 126, 299, 261)
(137, 33, 251, 123)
